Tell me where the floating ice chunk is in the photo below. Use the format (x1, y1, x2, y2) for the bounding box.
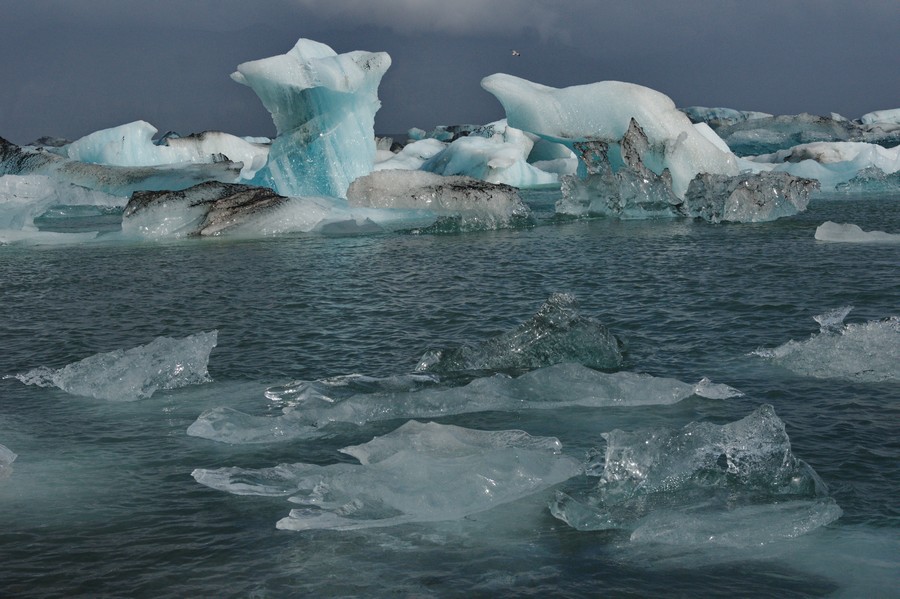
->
(347, 169, 532, 232)
(61, 121, 269, 179)
(0, 174, 122, 243)
(121, 181, 372, 238)
(0, 444, 16, 480)
(556, 121, 816, 222)
(8, 331, 217, 400)
(835, 166, 900, 192)
(550, 404, 841, 544)
(681, 106, 773, 128)
(420, 120, 558, 188)
(374, 138, 446, 171)
(481, 74, 740, 198)
(815, 221, 900, 243)
(860, 108, 900, 126)
(1, 136, 241, 196)
(745, 142, 900, 190)
(714, 113, 861, 156)
(417, 293, 625, 374)
(192, 420, 582, 530)
(232, 38, 391, 198)
(188, 363, 739, 444)
(753, 310, 899, 382)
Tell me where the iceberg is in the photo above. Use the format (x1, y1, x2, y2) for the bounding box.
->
(192, 420, 582, 530)
(1, 136, 242, 197)
(753, 308, 899, 382)
(119, 181, 371, 238)
(554, 121, 816, 222)
(0, 174, 122, 244)
(0, 444, 16, 480)
(232, 38, 391, 198)
(834, 166, 900, 193)
(815, 221, 900, 243)
(60, 121, 270, 180)
(374, 138, 446, 171)
(681, 106, 773, 129)
(346, 169, 532, 232)
(481, 74, 740, 198)
(7, 331, 217, 400)
(187, 363, 740, 444)
(550, 404, 841, 545)
(417, 293, 624, 374)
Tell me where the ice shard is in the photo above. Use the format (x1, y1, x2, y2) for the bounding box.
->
(232, 38, 391, 198)
(550, 404, 841, 545)
(192, 420, 582, 530)
(0, 444, 16, 481)
(815, 221, 900, 243)
(7, 331, 218, 400)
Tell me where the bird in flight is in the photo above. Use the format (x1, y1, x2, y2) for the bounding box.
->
(511, 50, 521, 57)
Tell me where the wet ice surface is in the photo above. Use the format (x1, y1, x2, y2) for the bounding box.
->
(7, 331, 218, 400)
(193, 420, 582, 530)
(753, 308, 899, 382)
(550, 404, 841, 543)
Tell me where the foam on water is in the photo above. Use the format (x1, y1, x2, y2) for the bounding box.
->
(8, 331, 218, 400)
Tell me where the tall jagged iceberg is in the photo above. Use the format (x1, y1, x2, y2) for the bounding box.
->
(232, 38, 391, 198)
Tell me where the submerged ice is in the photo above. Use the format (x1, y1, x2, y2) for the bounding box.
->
(8, 331, 217, 400)
(0, 444, 16, 481)
(193, 420, 582, 530)
(550, 404, 841, 545)
(753, 308, 899, 382)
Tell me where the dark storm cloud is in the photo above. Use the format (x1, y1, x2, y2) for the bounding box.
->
(1, 0, 897, 144)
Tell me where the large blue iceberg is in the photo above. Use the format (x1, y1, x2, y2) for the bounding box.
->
(232, 38, 391, 198)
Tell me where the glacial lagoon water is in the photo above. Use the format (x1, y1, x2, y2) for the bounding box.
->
(1, 189, 898, 597)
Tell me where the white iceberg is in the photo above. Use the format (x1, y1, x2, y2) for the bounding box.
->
(860, 108, 900, 126)
(192, 420, 582, 530)
(7, 331, 218, 400)
(374, 138, 446, 171)
(815, 221, 900, 243)
(481, 74, 740, 198)
(61, 120, 269, 180)
(232, 38, 391, 198)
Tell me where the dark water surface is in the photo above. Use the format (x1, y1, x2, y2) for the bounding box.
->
(1, 192, 898, 597)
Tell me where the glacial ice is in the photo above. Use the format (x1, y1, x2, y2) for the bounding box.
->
(0, 174, 122, 244)
(8, 331, 217, 400)
(1, 136, 242, 197)
(374, 138, 446, 171)
(346, 170, 533, 232)
(681, 106, 773, 129)
(550, 404, 842, 545)
(0, 444, 16, 480)
(192, 420, 582, 530)
(753, 308, 899, 382)
(745, 141, 900, 191)
(860, 108, 900, 126)
(232, 38, 391, 198)
(187, 363, 740, 444)
(60, 121, 270, 180)
(417, 293, 624, 374)
(815, 221, 900, 243)
(481, 73, 740, 198)
(555, 120, 817, 222)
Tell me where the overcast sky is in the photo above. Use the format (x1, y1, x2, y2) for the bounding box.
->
(1, 0, 898, 144)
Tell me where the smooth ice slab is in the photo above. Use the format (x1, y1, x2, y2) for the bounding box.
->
(187, 363, 740, 444)
(815, 221, 900, 243)
(416, 293, 625, 374)
(8, 331, 217, 400)
(753, 308, 899, 382)
(192, 420, 582, 530)
(550, 404, 841, 545)
(232, 38, 391, 198)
